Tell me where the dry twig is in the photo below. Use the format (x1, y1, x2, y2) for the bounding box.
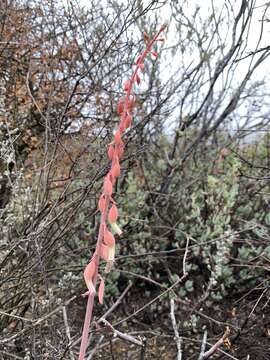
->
(100, 318, 144, 346)
(200, 327, 230, 359)
(62, 306, 75, 360)
(170, 298, 182, 360)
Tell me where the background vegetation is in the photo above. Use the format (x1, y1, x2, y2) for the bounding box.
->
(0, 0, 269, 359)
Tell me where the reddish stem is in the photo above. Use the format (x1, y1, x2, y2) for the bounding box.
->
(78, 293, 94, 360)
(78, 25, 165, 360)
(79, 196, 109, 359)
(124, 26, 165, 112)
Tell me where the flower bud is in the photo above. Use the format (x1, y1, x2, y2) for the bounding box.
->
(104, 176, 113, 195)
(108, 204, 118, 223)
(117, 98, 124, 115)
(107, 144, 114, 160)
(123, 80, 131, 92)
(98, 195, 106, 213)
(111, 158, 120, 178)
(114, 131, 122, 145)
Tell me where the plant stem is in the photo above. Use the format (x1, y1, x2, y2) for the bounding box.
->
(78, 25, 165, 360)
(78, 293, 95, 360)
(79, 195, 109, 359)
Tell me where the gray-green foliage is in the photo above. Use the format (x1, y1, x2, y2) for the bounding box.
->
(116, 134, 269, 305)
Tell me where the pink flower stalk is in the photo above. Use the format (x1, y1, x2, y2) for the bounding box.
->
(79, 25, 166, 359)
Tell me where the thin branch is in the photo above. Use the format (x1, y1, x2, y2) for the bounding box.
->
(201, 328, 230, 359)
(170, 298, 182, 360)
(198, 331, 207, 360)
(98, 282, 133, 323)
(62, 306, 75, 360)
(87, 335, 104, 360)
(100, 318, 144, 346)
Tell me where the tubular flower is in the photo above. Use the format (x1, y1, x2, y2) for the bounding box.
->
(107, 143, 114, 160)
(104, 227, 115, 247)
(105, 247, 115, 272)
(111, 157, 120, 178)
(114, 130, 122, 145)
(108, 203, 122, 235)
(108, 203, 118, 223)
(84, 258, 97, 295)
(98, 243, 109, 260)
(103, 176, 113, 195)
(117, 98, 125, 115)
